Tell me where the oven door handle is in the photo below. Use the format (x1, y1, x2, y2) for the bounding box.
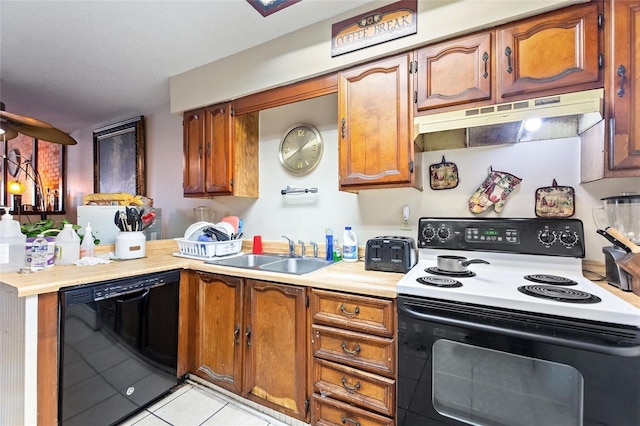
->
(399, 303, 640, 357)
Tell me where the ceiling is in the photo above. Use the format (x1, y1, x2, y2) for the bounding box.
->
(0, 0, 382, 135)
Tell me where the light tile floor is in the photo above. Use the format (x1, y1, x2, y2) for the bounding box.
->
(120, 381, 288, 426)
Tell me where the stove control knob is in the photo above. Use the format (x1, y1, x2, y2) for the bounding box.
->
(538, 230, 556, 245)
(437, 227, 451, 240)
(560, 231, 578, 247)
(422, 226, 436, 240)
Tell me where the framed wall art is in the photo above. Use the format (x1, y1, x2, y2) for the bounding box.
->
(93, 116, 145, 195)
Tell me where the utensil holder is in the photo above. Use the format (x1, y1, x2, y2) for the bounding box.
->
(115, 231, 146, 259)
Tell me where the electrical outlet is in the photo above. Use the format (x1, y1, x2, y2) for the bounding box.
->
(401, 219, 412, 231)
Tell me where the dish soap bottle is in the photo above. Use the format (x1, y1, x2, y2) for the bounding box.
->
(56, 223, 80, 265)
(0, 210, 26, 273)
(325, 228, 333, 261)
(343, 226, 358, 263)
(80, 223, 95, 258)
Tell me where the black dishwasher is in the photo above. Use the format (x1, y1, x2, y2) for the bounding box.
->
(59, 270, 183, 426)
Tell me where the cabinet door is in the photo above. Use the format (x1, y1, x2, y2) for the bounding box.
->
(183, 108, 205, 194)
(608, 0, 640, 171)
(193, 273, 243, 394)
(415, 32, 493, 112)
(497, 2, 602, 100)
(204, 104, 234, 194)
(338, 54, 414, 190)
(243, 280, 308, 421)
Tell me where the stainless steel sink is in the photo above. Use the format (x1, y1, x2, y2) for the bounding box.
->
(259, 257, 334, 275)
(205, 254, 335, 275)
(205, 254, 283, 268)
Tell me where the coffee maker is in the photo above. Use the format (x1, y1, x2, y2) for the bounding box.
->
(594, 193, 640, 291)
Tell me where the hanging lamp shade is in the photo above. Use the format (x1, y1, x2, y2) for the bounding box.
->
(0, 102, 77, 145)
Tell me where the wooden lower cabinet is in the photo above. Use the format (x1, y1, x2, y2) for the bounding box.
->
(243, 279, 308, 420)
(311, 289, 396, 425)
(190, 272, 309, 421)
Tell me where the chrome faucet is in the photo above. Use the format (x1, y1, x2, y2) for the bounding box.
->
(281, 235, 295, 257)
(298, 240, 306, 258)
(309, 241, 318, 258)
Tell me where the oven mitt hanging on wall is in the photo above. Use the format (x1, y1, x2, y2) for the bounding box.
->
(535, 179, 575, 218)
(469, 167, 522, 213)
(430, 156, 459, 190)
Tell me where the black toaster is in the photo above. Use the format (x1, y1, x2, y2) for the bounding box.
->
(364, 236, 417, 273)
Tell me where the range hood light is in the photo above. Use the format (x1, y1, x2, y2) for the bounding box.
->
(524, 118, 542, 132)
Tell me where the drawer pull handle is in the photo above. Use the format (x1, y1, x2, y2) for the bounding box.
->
(342, 416, 361, 426)
(341, 341, 361, 355)
(339, 303, 360, 316)
(341, 376, 361, 392)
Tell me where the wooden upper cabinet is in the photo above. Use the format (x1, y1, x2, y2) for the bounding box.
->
(496, 2, 603, 100)
(415, 32, 493, 112)
(183, 103, 259, 197)
(183, 109, 206, 194)
(338, 54, 420, 191)
(606, 0, 640, 173)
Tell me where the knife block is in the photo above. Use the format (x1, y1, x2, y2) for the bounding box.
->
(603, 246, 633, 291)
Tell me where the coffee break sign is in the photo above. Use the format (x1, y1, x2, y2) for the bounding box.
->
(331, 0, 417, 57)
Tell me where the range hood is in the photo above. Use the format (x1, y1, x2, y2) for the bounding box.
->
(414, 88, 604, 141)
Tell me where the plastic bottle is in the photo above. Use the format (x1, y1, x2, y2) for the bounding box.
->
(80, 223, 96, 258)
(342, 226, 358, 263)
(0, 210, 26, 273)
(325, 228, 334, 261)
(333, 238, 342, 262)
(56, 223, 80, 265)
(30, 233, 49, 271)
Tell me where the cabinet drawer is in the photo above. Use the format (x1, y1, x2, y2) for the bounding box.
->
(311, 289, 395, 337)
(312, 324, 395, 377)
(313, 358, 395, 417)
(312, 394, 394, 426)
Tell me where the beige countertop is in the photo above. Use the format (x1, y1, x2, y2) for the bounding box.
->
(2, 240, 639, 309)
(0, 240, 399, 299)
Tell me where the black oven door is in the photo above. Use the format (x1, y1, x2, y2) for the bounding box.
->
(397, 295, 640, 426)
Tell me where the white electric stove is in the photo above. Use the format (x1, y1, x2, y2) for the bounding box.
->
(397, 217, 640, 327)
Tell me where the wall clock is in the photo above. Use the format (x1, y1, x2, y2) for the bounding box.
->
(278, 124, 323, 176)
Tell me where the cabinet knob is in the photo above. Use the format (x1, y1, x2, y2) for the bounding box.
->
(341, 117, 346, 139)
(482, 52, 489, 79)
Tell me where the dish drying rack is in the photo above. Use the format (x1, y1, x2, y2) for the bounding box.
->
(174, 238, 243, 260)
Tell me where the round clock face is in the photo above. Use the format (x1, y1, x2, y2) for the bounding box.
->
(278, 124, 323, 175)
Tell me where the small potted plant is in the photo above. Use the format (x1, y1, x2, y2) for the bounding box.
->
(21, 220, 99, 267)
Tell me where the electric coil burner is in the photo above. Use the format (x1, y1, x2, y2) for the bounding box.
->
(524, 274, 577, 286)
(416, 276, 463, 287)
(424, 267, 475, 277)
(518, 285, 602, 303)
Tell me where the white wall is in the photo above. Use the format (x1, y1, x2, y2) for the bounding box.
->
(68, 95, 639, 262)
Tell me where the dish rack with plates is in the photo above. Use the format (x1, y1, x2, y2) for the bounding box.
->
(174, 238, 243, 260)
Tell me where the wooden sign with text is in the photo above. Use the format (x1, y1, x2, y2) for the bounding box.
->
(331, 0, 417, 57)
